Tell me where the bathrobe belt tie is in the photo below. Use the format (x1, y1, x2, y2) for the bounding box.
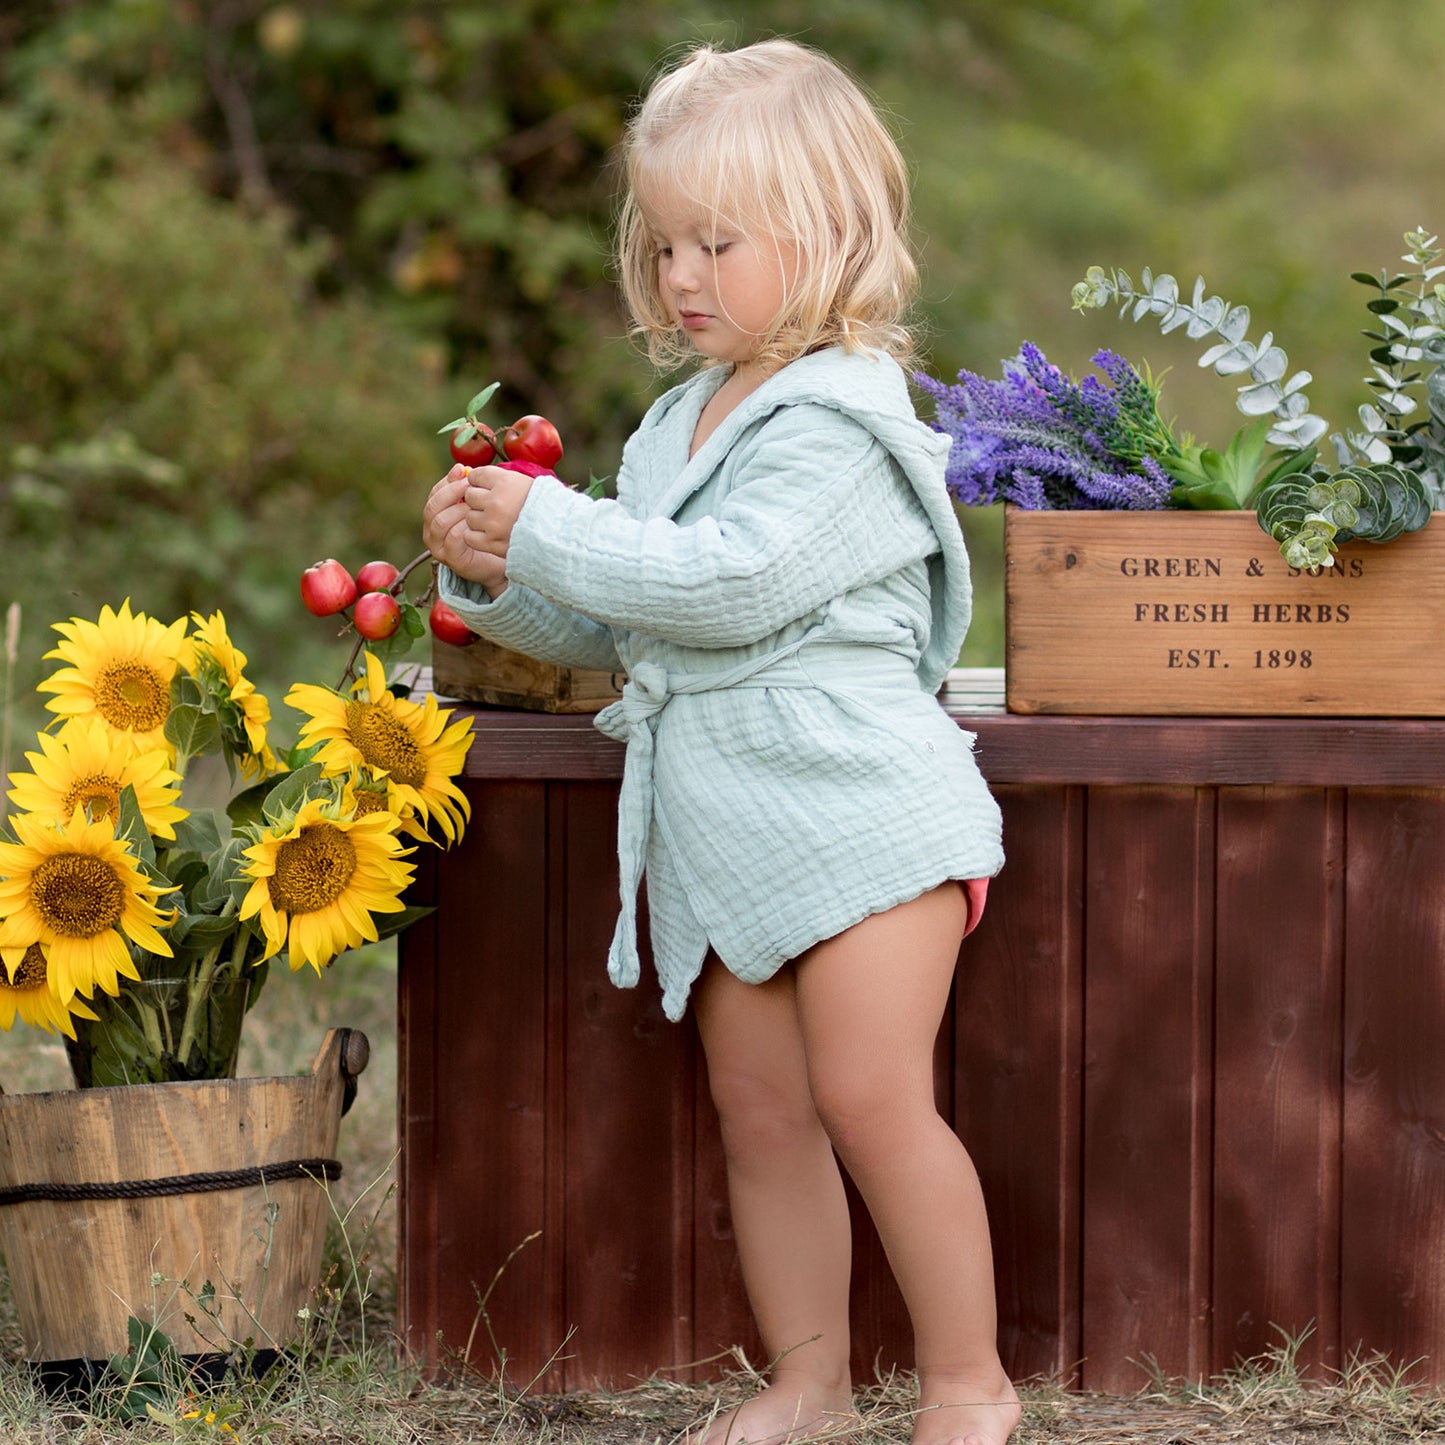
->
(593, 639, 918, 989)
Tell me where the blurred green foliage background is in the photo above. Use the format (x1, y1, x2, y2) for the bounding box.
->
(2, 0, 1443, 739)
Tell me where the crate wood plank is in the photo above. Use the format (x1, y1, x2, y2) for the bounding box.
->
(561, 783, 695, 1387)
(1341, 791, 1445, 1372)
(0, 1036, 349, 1361)
(955, 784, 1085, 1384)
(1211, 788, 1344, 1375)
(1080, 788, 1214, 1390)
(1005, 509, 1445, 716)
(433, 637, 624, 714)
(423, 781, 552, 1377)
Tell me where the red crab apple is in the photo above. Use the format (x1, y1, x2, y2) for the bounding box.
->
(353, 590, 402, 641)
(500, 414, 563, 470)
(449, 425, 497, 468)
(428, 598, 479, 647)
(354, 559, 400, 594)
(300, 559, 357, 617)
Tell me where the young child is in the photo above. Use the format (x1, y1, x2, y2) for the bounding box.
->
(423, 38, 1019, 1445)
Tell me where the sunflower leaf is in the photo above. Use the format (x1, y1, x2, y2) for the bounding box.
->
(371, 903, 437, 941)
(164, 702, 221, 760)
(114, 785, 156, 869)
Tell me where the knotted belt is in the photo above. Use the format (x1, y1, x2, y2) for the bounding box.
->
(593, 638, 919, 989)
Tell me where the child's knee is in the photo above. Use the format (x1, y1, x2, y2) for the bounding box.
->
(707, 1066, 824, 1162)
(809, 1069, 930, 1164)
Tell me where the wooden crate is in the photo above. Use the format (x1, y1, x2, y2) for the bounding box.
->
(431, 637, 624, 713)
(1005, 508, 1445, 715)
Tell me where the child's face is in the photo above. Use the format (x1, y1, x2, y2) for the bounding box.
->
(645, 194, 797, 375)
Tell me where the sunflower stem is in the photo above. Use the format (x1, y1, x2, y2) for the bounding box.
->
(174, 899, 239, 1069)
(131, 996, 164, 1065)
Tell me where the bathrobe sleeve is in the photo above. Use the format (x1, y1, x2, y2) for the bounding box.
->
(436, 566, 624, 672)
(503, 404, 936, 649)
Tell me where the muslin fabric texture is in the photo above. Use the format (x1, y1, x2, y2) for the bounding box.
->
(440, 346, 1004, 1020)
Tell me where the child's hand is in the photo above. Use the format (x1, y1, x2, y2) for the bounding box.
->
(423, 463, 509, 597)
(462, 462, 538, 557)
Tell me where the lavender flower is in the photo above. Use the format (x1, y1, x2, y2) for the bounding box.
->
(915, 343, 1176, 510)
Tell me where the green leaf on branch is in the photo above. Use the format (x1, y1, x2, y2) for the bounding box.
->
(465, 381, 500, 415)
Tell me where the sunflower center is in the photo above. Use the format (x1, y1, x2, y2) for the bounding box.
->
(62, 773, 123, 825)
(29, 853, 126, 938)
(344, 701, 427, 786)
(267, 822, 357, 916)
(352, 789, 390, 819)
(93, 661, 171, 734)
(2, 944, 48, 992)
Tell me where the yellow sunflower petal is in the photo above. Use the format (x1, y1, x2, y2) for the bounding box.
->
(0, 943, 100, 1037)
(6, 718, 187, 839)
(240, 798, 414, 976)
(186, 610, 276, 776)
(36, 600, 188, 754)
(285, 654, 473, 849)
(0, 808, 173, 1003)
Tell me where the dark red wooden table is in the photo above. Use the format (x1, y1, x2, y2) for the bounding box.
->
(397, 701, 1445, 1391)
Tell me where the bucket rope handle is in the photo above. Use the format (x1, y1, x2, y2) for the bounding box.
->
(0, 1158, 342, 1208)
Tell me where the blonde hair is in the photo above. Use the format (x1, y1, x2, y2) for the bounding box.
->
(615, 39, 919, 372)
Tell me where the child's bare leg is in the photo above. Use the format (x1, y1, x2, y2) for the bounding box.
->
(795, 884, 1020, 1445)
(691, 959, 857, 1444)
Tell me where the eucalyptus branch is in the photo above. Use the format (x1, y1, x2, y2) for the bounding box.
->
(1341, 228, 1445, 495)
(1073, 266, 1330, 449)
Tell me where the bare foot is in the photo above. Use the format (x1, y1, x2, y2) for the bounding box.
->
(687, 1378, 858, 1445)
(911, 1369, 1021, 1445)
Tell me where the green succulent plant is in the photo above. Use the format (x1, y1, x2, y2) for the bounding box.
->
(1254, 461, 1433, 572)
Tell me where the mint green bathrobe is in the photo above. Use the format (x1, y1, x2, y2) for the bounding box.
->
(440, 346, 1004, 1020)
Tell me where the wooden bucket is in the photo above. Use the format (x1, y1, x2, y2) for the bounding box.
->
(0, 1029, 369, 1365)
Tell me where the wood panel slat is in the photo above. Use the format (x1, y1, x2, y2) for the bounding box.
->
(1341, 791, 1445, 1374)
(955, 784, 1084, 1384)
(420, 781, 552, 1377)
(1080, 788, 1215, 1390)
(397, 848, 439, 1364)
(560, 783, 693, 1388)
(1211, 788, 1343, 1374)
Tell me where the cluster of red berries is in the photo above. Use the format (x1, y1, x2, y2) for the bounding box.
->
(298, 383, 568, 655)
(441, 381, 564, 472)
(299, 556, 477, 646)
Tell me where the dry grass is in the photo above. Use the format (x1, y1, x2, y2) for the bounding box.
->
(4, 947, 1445, 1442)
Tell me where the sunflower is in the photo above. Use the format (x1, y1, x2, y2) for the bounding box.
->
(0, 808, 175, 1003)
(184, 610, 278, 779)
(0, 942, 100, 1037)
(285, 651, 472, 845)
(6, 717, 188, 839)
(239, 796, 415, 975)
(37, 600, 189, 755)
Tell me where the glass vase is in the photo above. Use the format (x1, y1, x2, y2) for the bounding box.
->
(64, 951, 270, 1088)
